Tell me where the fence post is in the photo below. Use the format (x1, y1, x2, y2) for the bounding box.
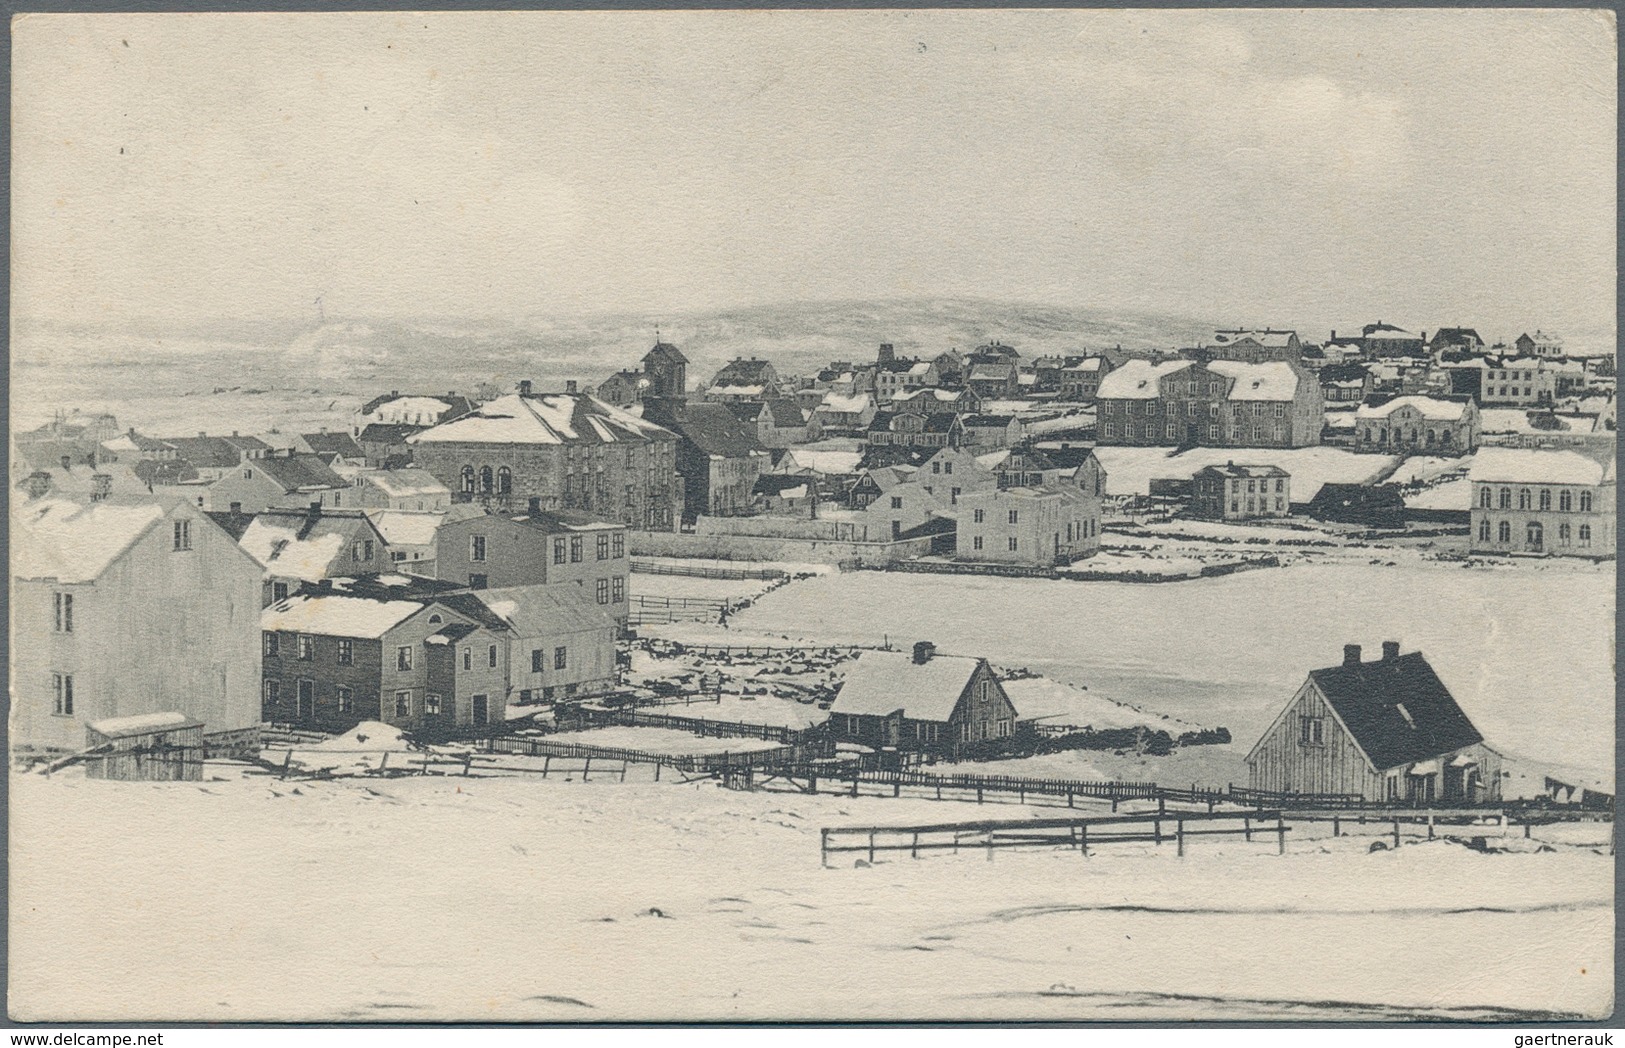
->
(977, 787, 984, 805)
(1244, 816, 1251, 843)
(1277, 814, 1286, 855)
(1393, 818, 1401, 849)
(582, 758, 591, 782)
(377, 752, 388, 773)
(1176, 818, 1185, 858)
(463, 753, 473, 777)
(281, 750, 293, 780)
(1427, 813, 1435, 840)
(1080, 823, 1089, 857)
(542, 756, 552, 779)
(868, 832, 876, 865)
(1154, 818, 1162, 845)
(821, 829, 830, 868)
(986, 830, 994, 862)
(1332, 815, 1340, 838)
(911, 832, 919, 860)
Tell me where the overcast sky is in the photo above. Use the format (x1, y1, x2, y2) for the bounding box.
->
(12, 10, 1617, 340)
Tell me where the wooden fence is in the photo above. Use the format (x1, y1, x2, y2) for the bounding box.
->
(821, 809, 1288, 865)
(568, 706, 821, 746)
(480, 734, 796, 775)
(628, 595, 733, 625)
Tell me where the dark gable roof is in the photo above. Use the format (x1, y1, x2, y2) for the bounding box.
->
(753, 473, 811, 497)
(255, 453, 347, 492)
(644, 341, 688, 364)
(433, 592, 516, 633)
(429, 621, 482, 644)
(962, 414, 1016, 427)
(302, 431, 364, 458)
(1309, 652, 1483, 771)
(359, 422, 424, 444)
(646, 402, 766, 459)
(1029, 444, 1097, 470)
(764, 399, 806, 427)
(159, 436, 246, 470)
(1430, 328, 1483, 347)
(725, 402, 768, 424)
(204, 510, 258, 542)
(359, 392, 475, 420)
(1319, 362, 1372, 383)
(134, 459, 200, 486)
(921, 413, 959, 433)
(713, 358, 775, 385)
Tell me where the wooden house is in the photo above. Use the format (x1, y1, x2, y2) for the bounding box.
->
(11, 498, 263, 755)
(433, 505, 629, 626)
(1246, 642, 1502, 803)
(206, 451, 350, 513)
(829, 643, 1017, 755)
(84, 713, 204, 782)
(350, 467, 452, 512)
(237, 507, 391, 605)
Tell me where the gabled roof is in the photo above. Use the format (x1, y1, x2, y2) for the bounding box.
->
(133, 459, 201, 487)
(473, 584, 615, 637)
(12, 499, 169, 583)
(261, 593, 431, 639)
(358, 422, 425, 444)
(239, 509, 380, 582)
(364, 509, 445, 547)
(819, 392, 875, 415)
(1429, 327, 1484, 347)
(408, 392, 675, 447)
(161, 435, 264, 469)
(1468, 448, 1613, 486)
(250, 453, 348, 493)
(1207, 360, 1301, 402)
(830, 650, 986, 721)
(753, 474, 811, 497)
(644, 341, 688, 364)
(1355, 394, 1472, 422)
(302, 431, 364, 459)
(1096, 359, 1195, 399)
(1196, 462, 1289, 480)
(358, 393, 475, 423)
(357, 467, 450, 499)
(204, 510, 259, 542)
(1319, 362, 1372, 383)
(968, 363, 1016, 381)
(1306, 651, 1483, 772)
(712, 358, 777, 385)
(643, 401, 766, 459)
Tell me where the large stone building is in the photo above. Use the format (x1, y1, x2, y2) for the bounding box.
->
(406, 386, 681, 530)
(1095, 358, 1322, 448)
(1468, 448, 1615, 558)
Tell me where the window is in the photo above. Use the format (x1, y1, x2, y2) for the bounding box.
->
(172, 519, 192, 551)
(532, 648, 544, 673)
(1517, 488, 1531, 510)
(570, 536, 582, 562)
(263, 631, 280, 657)
(973, 536, 983, 551)
(973, 509, 985, 524)
(263, 680, 280, 708)
(497, 467, 512, 495)
(468, 574, 487, 590)
(596, 533, 610, 560)
(1247, 480, 1256, 494)
(1498, 487, 1512, 510)
(336, 687, 353, 713)
(425, 694, 442, 716)
(1008, 510, 1019, 524)
(395, 691, 412, 718)
(479, 466, 494, 493)
(1498, 520, 1511, 542)
(944, 461, 953, 475)
(553, 538, 567, 564)
(1579, 524, 1592, 545)
(297, 635, 314, 661)
(931, 461, 940, 475)
(243, 468, 254, 479)
(462, 647, 472, 671)
(612, 532, 625, 558)
(1299, 716, 1324, 746)
(54, 592, 73, 633)
(612, 576, 625, 603)
(52, 672, 74, 716)
(1580, 491, 1593, 512)
(597, 578, 610, 605)
(328, 637, 351, 667)
(470, 535, 487, 562)
(1560, 489, 1574, 511)
(554, 646, 568, 670)
(272, 581, 289, 603)
(397, 646, 413, 672)
(1479, 487, 1493, 509)
(1539, 489, 1551, 511)
(890, 496, 903, 510)
(1008, 536, 1018, 551)
(489, 644, 498, 668)
(461, 466, 476, 493)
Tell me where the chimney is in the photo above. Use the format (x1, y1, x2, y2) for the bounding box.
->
(59, 455, 72, 471)
(90, 473, 112, 501)
(566, 380, 579, 394)
(232, 430, 240, 437)
(518, 380, 533, 396)
(229, 502, 243, 515)
(198, 431, 206, 438)
(1343, 644, 1362, 667)
(912, 640, 936, 665)
(528, 496, 542, 515)
(1382, 641, 1401, 662)
(391, 390, 400, 397)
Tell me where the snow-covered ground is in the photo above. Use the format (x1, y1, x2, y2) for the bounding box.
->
(628, 573, 777, 602)
(9, 773, 1611, 1022)
(736, 564, 1615, 787)
(1095, 446, 1399, 500)
(543, 727, 787, 756)
(1003, 676, 1194, 731)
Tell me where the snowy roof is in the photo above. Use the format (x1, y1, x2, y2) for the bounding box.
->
(1355, 396, 1470, 422)
(892, 387, 963, 404)
(87, 712, 202, 738)
(365, 510, 445, 547)
(708, 384, 766, 398)
(239, 519, 351, 582)
(968, 363, 1016, 381)
(830, 650, 983, 721)
(12, 499, 168, 583)
(359, 394, 473, 427)
(1214, 330, 1296, 349)
(1467, 448, 1614, 486)
(1207, 361, 1301, 402)
(1061, 358, 1106, 373)
(262, 594, 429, 638)
(359, 468, 450, 499)
(1197, 463, 1290, 479)
(1096, 359, 1194, 399)
(819, 392, 874, 415)
(408, 393, 674, 446)
(787, 449, 863, 475)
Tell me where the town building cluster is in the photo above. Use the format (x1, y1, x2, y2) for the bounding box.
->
(9, 317, 1615, 770)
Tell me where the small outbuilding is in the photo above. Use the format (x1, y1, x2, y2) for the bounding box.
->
(829, 642, 1017, 756)
(1245, 642, 1501, 804)
(85, 713, 205, 782)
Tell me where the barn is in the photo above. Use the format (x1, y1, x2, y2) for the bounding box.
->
(1246, 642, 1501, 804)
(84, 713, 205, 782)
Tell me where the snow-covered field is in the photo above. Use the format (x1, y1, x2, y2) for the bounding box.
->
(9, 773, 1611, 1022)
(628, 573, 777, 602)
(1095, 446, 1399, 500)
(735, 563, 1615, 786)
(544, 727, 787, 756)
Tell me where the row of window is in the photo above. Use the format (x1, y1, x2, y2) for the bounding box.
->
(1104, 423, 1288, 442)
(529, 646, 570, 672)
(1103, 400, 1289, 418)
(1477, 486, 1594, 512)
(1361, 427, 1460, 447)
(968, 509, 1024, 524)
(969, 536, 1022, 552)
(1476, 519, 1592, 546)
(1231, 478, 1286, 494)
(1231, 498, 1286, 513)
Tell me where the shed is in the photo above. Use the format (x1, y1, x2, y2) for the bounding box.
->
(85, 713, 205, 782)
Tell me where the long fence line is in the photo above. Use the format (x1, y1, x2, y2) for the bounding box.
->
(480, 734, 796, 776)
(629, 559, 788, 581)
(562, 706, 821, 746)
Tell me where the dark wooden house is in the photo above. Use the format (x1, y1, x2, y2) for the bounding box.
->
(1245, 642, 1501, 804)
(85, 713, 205, 782)
(829, 642, 1017, 756)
